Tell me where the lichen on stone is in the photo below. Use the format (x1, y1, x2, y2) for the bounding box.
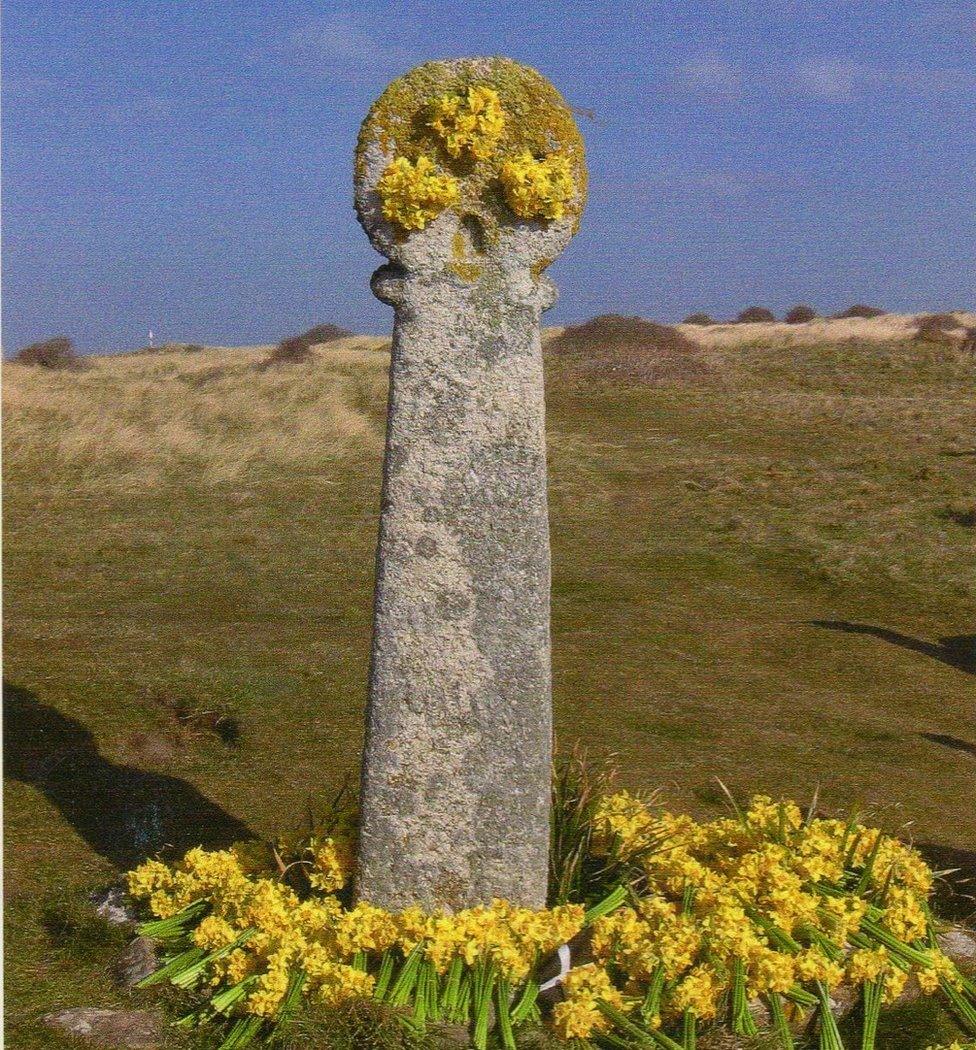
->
(355, 57, 587, 244)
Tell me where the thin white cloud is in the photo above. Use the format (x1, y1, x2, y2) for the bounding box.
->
(794, 57, 861, 102)
(249, 12, 417, 80)
(671, 53, 744, 100)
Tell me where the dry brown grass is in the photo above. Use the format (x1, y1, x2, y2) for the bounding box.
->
(678, 311, 976, 349)
(2, 338, 391, 489)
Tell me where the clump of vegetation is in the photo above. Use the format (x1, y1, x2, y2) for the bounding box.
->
(785, 304, 817, 324)
(14, 335, 82, 370)
(146, 687, 240, 746)
(549, 746, 622, 906)
(258, 324, 352, 370)
(914, 313, 961, 345)
(548, 314, 711, 384)
(683, 313, 717, 326)
(277, 1000, 429, 1050)
(41, 893, 127, 959)
(834, 304, 886, 319)
(735, 306, 776, 324)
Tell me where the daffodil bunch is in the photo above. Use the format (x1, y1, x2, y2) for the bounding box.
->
(429, 85, 506, 160)
(126, 788, 976, 1050)
(499, 151, 576, 221)
(376, 155, 460, 232)
(575, 792, 976, 1050)
(127, 837, 616, 1050)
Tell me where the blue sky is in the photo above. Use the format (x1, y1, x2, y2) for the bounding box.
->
(3, 1, 974, 352)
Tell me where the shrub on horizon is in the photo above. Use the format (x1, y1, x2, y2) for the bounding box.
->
(914, 313, 961, 344)
(548, 314, 711, 384)
(14, 335, 82, 370)
(258, 323, 353, 370)
(834, 304, 886, 319)
(785, 304, 817, 324)
(682, 312, 716, 326)
(735, 306, 776, 323)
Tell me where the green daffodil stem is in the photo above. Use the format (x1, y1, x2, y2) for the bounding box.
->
(440, 956, 463, 1016)
(138, 898, 210, 939)
(387, 945, 423, 1006)
(585, 885, 629, 925)
(860, 979, 881, 1050)
(510, 976, 539, 1024)
(137, 947, 207, 988)
(268, 968, 306, 1042)
(731, 958, 759, 1037)
(682, 1009, 697, 1050)
(217, 1015, 263, 1050)
(427, 962, 442, 1022)
(412, 961, 429, 1027)
(595, 999, 683, 1050)
(767, 992, 795, 1050)
(495, 978, 517, 1050)
(166, 930, 257, 991)
(785, 985, 819, 1009)
(940, 978, 976, 1035)
(209, 976, 259, 1015)
(592, 1031, 638, 1049)
(472, 963, 496, 1050)
(456, 971, 471, 1024)
(373, 951, 394, 1001)
(815, 981, 844, 1050)
(642, 964, 666, 1021)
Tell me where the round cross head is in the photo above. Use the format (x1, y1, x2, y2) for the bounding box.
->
(354, 57, 587, 281)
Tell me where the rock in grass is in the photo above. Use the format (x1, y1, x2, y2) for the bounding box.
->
(938, 925, 976, 963)
(91, 886, 138, 928)
(828, 981, 861, 1018)
(747, 996, 771, 1026)
(42, 1008, 162, 1049)
(115, 936, 158, 987)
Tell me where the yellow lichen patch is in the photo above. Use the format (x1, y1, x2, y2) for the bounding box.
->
(449, 228, 485, 283)
(499, 150, 576, 221)
(429, 84, 506, 160)
(356, 57, 587, 240)
(376, 155, 460, 231)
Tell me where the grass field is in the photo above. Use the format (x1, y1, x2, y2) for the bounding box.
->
(3, 321, 975, 1047)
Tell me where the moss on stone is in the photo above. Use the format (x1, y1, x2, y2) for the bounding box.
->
(355, 57, 587, 241)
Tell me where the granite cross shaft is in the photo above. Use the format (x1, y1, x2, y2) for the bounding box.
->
(353, 58, 586, 910)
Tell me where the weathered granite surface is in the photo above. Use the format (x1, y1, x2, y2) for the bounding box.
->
(353, 58, 586, 910)
(91, 885, 138, 928)
(43, 1008, 162, 1049)
(115, 935, 159, 987)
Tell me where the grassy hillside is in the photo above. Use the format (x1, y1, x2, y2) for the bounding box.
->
(3, 323, 974, 1046)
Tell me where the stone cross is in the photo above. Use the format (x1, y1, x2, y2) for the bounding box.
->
(353, 57, 586, 911)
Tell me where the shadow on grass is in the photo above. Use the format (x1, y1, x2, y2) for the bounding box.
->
(920, 733, 976, 759)
(3, 680, 253, 870)
(916, 842, 976, 924)
(807, 621, 976, 675)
